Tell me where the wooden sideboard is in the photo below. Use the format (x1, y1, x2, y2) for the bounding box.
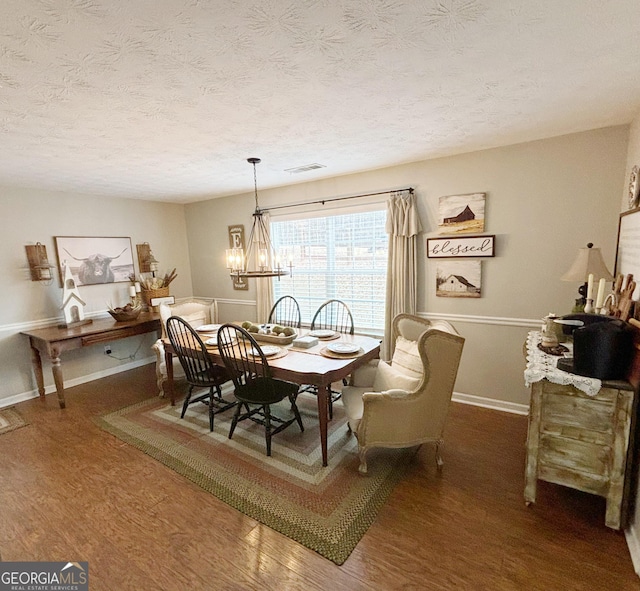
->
(21, 312, 161, 409)
(524, 377, 637, 529)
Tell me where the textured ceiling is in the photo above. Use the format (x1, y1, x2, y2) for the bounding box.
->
(1, 0, 640, 203)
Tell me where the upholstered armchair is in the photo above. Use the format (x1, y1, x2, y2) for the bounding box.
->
(341, 314, 464, 474)
(151, 298, 219, 397)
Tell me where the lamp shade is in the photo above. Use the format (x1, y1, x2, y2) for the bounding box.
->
(561, 243, 614, 282)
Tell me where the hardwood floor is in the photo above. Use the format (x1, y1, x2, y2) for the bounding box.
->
(0, 365, 637, 590)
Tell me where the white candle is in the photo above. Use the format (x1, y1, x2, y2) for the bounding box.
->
(135, 282, 141, 293)
(586, 273, 594, 301)
(595, 278, 606, 309)
(129, 286, 136, 297)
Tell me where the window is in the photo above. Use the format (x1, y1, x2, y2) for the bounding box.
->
(270, 207, 388, 333)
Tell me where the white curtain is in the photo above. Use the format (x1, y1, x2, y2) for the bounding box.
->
(255, 211, 274, 322)
(384, 190, 423, 359)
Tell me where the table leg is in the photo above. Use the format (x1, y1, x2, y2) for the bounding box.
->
(50, 348, 66, 409)
(29, 343, 46, 400)
(524, 382, 542, 506)
(165, 349, 175, 406)
(317, 384, 329, 467)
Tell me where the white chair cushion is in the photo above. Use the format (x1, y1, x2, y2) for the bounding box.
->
(391, 336, 423, 379)
(349, 359, 379, 387)
(373, 360, 420, 392)
(341, 385, 367, 429)
(180, 311, 207, 328)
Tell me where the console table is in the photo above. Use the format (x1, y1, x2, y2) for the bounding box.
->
(524, 331, 637, 529)
(21, 312, 161, 409)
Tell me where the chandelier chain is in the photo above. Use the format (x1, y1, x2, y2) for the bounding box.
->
(253, 160, 259, 210)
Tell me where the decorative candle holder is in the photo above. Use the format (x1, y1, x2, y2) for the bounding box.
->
(584, 298, 594, 314)
(541, 315, 559, 347)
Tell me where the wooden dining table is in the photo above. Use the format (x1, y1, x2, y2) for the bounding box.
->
(163, 330, 381, 467)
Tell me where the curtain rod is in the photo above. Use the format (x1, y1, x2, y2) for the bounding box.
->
(261, 187, 414, 213)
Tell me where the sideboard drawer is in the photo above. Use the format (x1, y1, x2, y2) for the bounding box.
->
(541, 381, 619, 402)
(539, 434, 611, 477)
(541, 392, 615, 443)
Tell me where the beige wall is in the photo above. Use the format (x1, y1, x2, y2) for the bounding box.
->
(0, 187, 191, 404)
(185, 126, 628, 410)
(0, 125, 629, 412)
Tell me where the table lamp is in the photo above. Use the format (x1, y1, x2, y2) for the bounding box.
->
(561, 243, 614, 312)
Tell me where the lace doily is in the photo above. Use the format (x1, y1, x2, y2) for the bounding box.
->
(524, 331, 602, 397)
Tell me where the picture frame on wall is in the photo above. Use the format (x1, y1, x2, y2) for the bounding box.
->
(628, 165, 640, 210)
(54, 236, 135, 286)
(614, 206, 640, 301)
(436, 260, 482, 298)
(228, 224, 248, 291)
(438, 193, 486, 235)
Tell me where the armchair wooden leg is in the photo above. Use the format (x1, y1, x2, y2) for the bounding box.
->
(358, 448, 368, 474)
(435, 441, 444, 470)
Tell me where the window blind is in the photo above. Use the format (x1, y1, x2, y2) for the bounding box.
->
(270, 208, 387, 332)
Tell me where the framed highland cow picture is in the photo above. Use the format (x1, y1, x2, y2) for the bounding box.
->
(54, 236, 134, 286)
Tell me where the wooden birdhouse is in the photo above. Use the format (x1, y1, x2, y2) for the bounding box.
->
(60, 263, 92, 328)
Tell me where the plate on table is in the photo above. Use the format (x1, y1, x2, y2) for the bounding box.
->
(205, 335, 234, 347)
(327, 342, 360, 355)
(251, 345, 281, 357)
(196, 324, 221, 333)
(309, 329, 337, 339)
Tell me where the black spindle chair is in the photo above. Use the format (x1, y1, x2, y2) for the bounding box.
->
(166, 316, 236, 432)
(311, 299, 355, 335)
(303, 299, 355, 418)
(216, 324, 304, 456)
(267, 295, 302, 329)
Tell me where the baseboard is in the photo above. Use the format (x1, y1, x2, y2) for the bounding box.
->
(452, 391, 529, 415)
(0, 356, 155, 409)
(626, 524, 640, 577)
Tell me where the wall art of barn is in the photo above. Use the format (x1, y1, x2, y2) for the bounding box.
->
(436, 260, 482, 298)
(438, 193, 486, 234)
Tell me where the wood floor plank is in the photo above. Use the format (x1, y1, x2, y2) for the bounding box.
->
(0, 365, 637, 590)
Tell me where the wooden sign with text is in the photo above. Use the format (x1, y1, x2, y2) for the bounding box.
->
(427, 235, 495, 258)
(228, 225, 248, 290)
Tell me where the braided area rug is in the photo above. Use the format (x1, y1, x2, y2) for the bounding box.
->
(0, 407, 27, 435)
(97, 392, 413, 564)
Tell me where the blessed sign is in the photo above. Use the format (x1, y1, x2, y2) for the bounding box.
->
(427, 235, 495, 258)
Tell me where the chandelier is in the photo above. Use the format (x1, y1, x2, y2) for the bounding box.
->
(226, 158, 290, 279)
